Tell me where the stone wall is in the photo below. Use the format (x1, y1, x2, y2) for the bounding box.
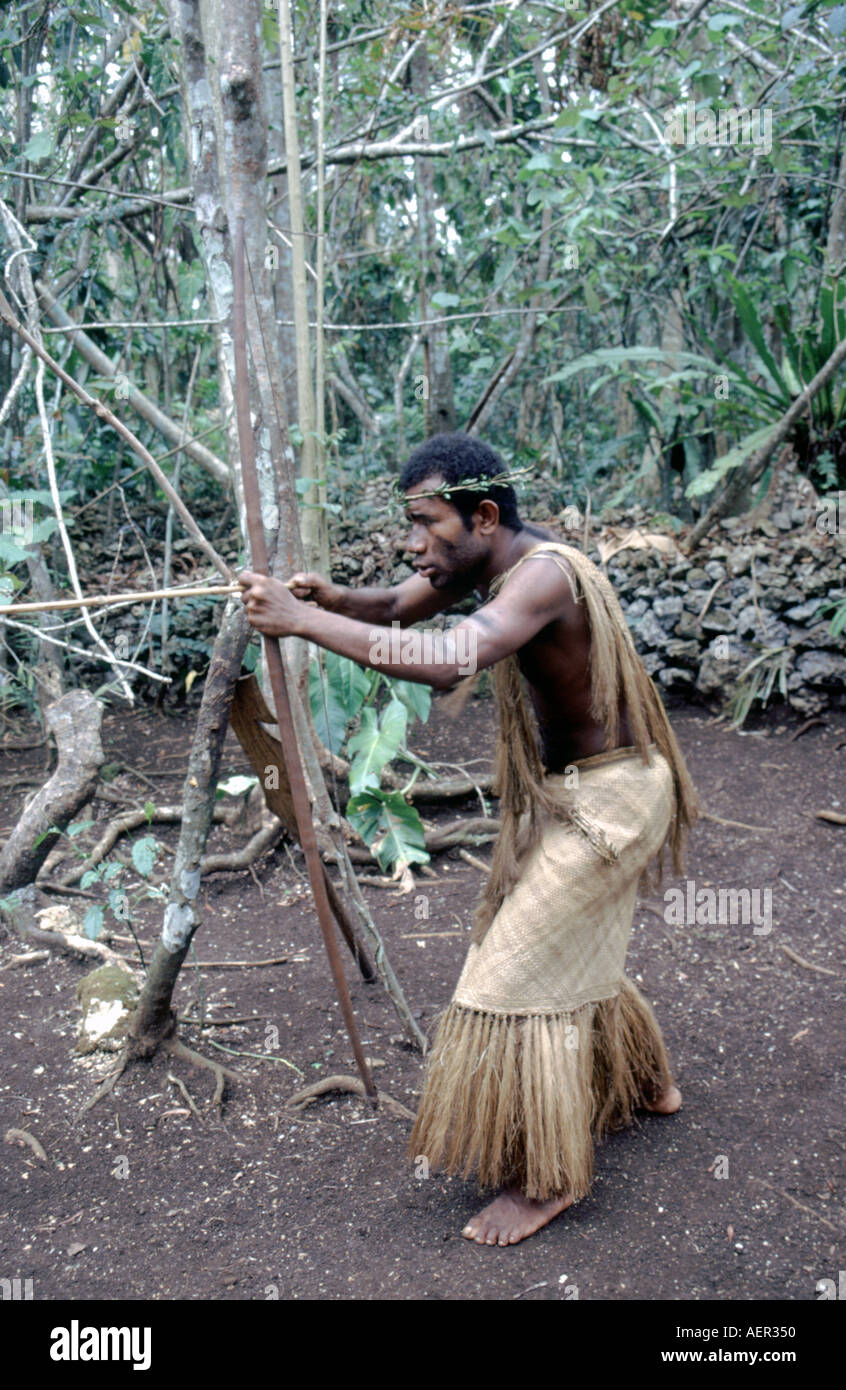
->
(607, 518, 846, 717)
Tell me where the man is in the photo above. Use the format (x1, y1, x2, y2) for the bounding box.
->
(239, 432, 697, 1247)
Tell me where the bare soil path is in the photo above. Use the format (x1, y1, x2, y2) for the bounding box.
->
(1, 696, 844, 1301)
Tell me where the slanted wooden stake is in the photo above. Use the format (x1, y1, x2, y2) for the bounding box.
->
(231, 218, 377, 1104)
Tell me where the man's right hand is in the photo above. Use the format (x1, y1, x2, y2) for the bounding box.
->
(287, 571, 342, 610)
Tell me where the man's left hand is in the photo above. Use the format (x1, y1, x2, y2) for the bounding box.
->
(238, 571, 303, 637)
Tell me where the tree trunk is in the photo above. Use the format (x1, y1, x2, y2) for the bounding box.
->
(0, 691, 104, 893)
(825, 139, 846, 276)
(129, 602, 249, 1054)
(137, 0, 423, 1060)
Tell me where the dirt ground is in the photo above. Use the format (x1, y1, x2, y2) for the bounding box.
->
(0, 693, 844, 1303)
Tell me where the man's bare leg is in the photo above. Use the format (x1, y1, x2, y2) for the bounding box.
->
(461, 1084, 681, 1246)
(462, 1189, 574, 1246)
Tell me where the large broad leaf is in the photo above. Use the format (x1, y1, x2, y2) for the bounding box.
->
(700, 331, 785, 412)
(390, 678, 432, 726)
(347, 700, 408, 795)
(685, 425, 777, 498)
(0, 535, 31, 566)
(309, 651, 371, 754)
(83, 904, 105, 941)
(346, 789, 429, 872)
(724, 276, 790, 402)
(131, 835, 157, 879)
(819, 277, 846, 366)
(545, 346, 723, 385)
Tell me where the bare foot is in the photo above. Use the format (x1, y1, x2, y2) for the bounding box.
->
(641, 1082, 682, 1114)
(462, 1187, 573, 1246)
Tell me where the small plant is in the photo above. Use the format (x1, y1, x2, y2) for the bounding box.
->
(36, 810, 167, 965)
(728, 646, 791, 729)
(819, 596, 846, 640)
(310, 651, 432, 876)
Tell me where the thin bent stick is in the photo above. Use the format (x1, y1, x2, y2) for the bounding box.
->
(0, 584, 242, 616)
(0, 286, 236, 585)
(232, 218, 377, 1104)
(0, 581, 301, 617)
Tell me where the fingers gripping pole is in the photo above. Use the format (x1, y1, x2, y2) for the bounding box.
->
(231, 218, 377, 1104)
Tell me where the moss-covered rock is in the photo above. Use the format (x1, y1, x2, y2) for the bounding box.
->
(75, 964, 139, 1055)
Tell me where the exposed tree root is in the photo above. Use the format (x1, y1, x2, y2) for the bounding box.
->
(167, 1071, 204, 1122)
(201, 818, 285, 874)
(2, 949, 50, 969)
(21, 921, 131, 969)
(75, 1029, 242, 1122)
(4, 1126, 49, 1162)
(458, 848, 491, 873)
(287, 1074, 415, 1120)
(164, 1037, 239, 1112)
(75, 1049, 129, 1122)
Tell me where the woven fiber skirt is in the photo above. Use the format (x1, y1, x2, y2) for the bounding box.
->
(409, 745, 676, 1201)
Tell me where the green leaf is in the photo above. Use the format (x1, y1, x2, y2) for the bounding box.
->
(80, 869, 102, 889)
(22, 130, 53, 161)
(346, 789, 429, 872)
(67, 820, 94, 838)
(545, 346, 721, 385)
(706, 13, 744, 31)
(83, 904, 105, 941)
(309, 651, 371, 754)
(583, 282, 601, 315)
(782, 256, 800, 297)
(33, 826, 61, 849)
(390, 678, 431, 726)
(0, 536, 31, 566)
(131, 835, 157, 878)
(144, 800, 156, 825)
(685, 425, 777, 498)
(725, 276, 790, 400)
(430, 291, 459, 308)
(347, 700, 408, 795)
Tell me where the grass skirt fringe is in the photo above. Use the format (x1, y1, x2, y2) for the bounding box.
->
(408, 976, 672, 1202)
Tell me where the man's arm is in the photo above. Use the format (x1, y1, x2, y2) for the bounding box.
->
(288, 569, 473, 626)
(241, 557, 573, 690)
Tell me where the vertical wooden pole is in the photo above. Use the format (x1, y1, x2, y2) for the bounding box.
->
(232, 218, 377, 1104)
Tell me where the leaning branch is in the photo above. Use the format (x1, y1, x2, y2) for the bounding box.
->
(687, 335, 846, 548)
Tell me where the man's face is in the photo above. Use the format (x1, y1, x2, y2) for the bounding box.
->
(402, 478, 486, 589)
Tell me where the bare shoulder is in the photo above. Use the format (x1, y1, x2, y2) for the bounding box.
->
(495, 547, 579, 617)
